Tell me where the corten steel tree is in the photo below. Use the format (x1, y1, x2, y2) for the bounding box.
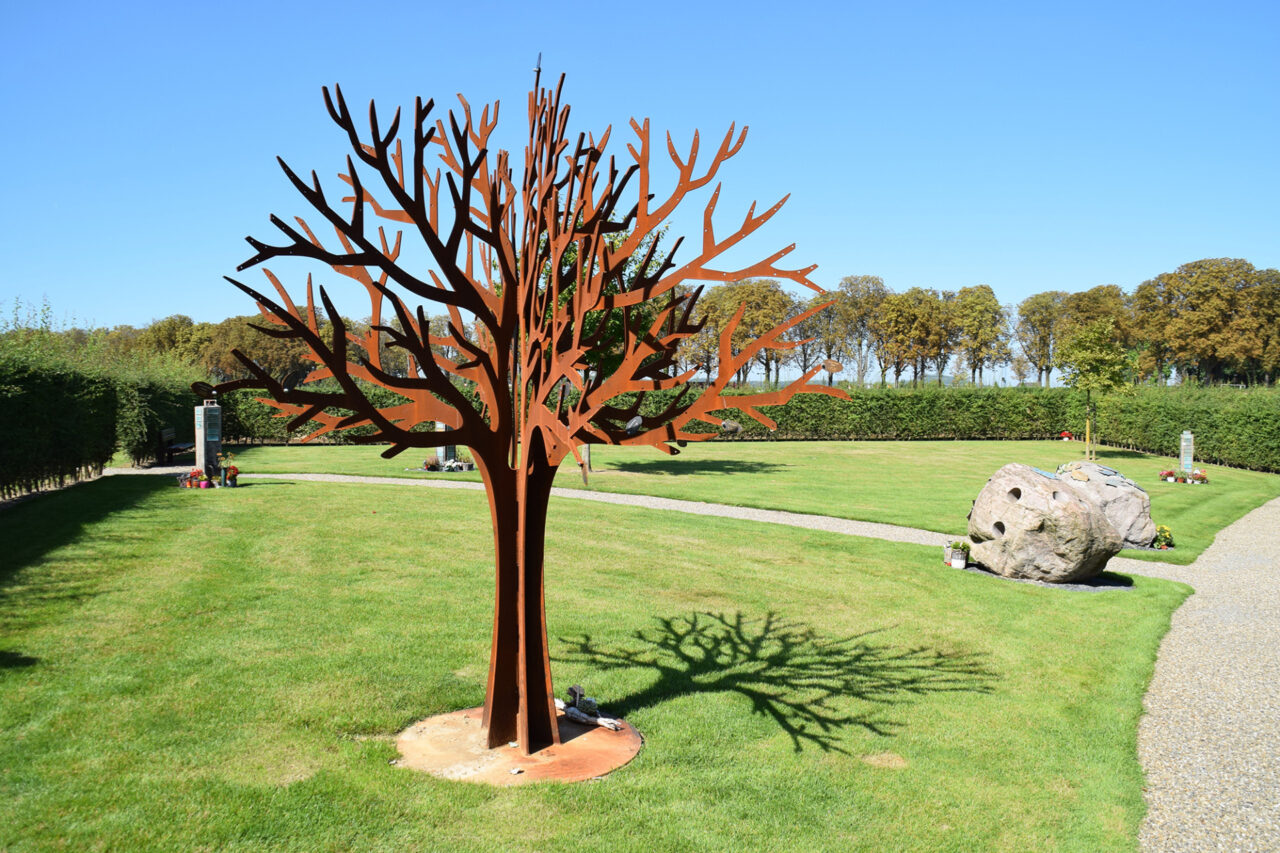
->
(210, 73, 847, 755)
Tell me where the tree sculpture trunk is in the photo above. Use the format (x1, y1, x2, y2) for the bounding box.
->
(474, 434, 561, 753)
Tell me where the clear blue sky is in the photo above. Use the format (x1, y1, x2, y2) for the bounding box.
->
(2, 0, 1276, 329)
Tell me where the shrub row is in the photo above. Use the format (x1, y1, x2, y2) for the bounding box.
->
(0, 355, 197, 498)
(1095, 386, 1280, 473)
(650, 386, 1087, 441)
(218, 382, 1280, 474)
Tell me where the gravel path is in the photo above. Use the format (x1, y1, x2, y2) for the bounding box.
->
(1129, 497, 1280, 852)
(108, 467, 1280, 850)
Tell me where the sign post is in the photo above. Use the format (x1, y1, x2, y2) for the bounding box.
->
(196, 399, 223, 476)
(1180, 430, 1194, 474)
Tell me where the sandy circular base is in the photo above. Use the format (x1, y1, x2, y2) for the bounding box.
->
(394, 707, 642, 785)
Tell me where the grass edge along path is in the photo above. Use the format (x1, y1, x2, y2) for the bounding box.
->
(1, 475, 1188, 851)
(214, 440, 1280, 565)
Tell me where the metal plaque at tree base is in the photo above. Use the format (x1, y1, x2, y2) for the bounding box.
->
(204, 72, 847, 758)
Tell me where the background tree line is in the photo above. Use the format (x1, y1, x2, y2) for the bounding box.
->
(4, 251, 1279, 498)
(5, 255, 1275, 397)
(676, 257, 1279, 388)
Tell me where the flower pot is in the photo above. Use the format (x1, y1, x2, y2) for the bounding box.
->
(1166, 477, 1175, 483)
(950, 557, 966, 569)
(199, 481, 209, 489)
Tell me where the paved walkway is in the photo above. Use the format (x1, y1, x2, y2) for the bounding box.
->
(109, 467, 1280, 850)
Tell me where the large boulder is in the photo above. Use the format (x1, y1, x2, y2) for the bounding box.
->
(968, 463, 1122, 583)
(1055, 461, 1156, 548)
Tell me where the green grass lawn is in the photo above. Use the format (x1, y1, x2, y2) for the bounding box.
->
(214, 440, 1280, 565)
(2, 475, 1187, 851)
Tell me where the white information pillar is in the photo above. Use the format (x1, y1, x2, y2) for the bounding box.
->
(1180, 430, 1194, 473)
(195, 400, 223, 474)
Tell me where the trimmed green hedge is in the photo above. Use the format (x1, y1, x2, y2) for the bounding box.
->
(1096, 386, 1280, 473)
(0, 356, 117, 498)
(116, 379, 199, 465)
(0, 355, 198, 498)
(217, 382, 1280, 474)
(659, 386, 1086, 441)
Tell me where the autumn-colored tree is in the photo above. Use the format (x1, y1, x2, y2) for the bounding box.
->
(1131, 273, 1176, 384)
(954, 285, 1009, 385)
(1218, 263, 1280, 384)
(1129, 259, 1280, 385)
(1061, 285, 1133, 347)
(1010, 353, 1032, 385)
(677, 310, 722, 384)
(1250, 268, 1280, 384)
(787, 292, 826, 377)
(733, 279, 796, 385)
(1015, 291, 1067, 386)
(870, 290, 915, 385)
(836, 274, 888, 385)
(919, 289, 958, 386)
(212, 76, 844, 755)
(883, 287, 953, 386)
(1162, 258, 1257, 383)
(200, 314, 314, 383)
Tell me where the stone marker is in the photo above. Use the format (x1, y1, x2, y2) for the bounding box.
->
(968, 463, 1122, 583)
(1055, 460, 1157, 549)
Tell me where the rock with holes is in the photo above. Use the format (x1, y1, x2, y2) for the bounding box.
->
(1055, 461, 1157, 548)
(967, 463, 1122, 582)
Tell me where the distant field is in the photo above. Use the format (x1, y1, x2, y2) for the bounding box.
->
(213, 440, 1280, 565)
(1, 475, 1187, 851)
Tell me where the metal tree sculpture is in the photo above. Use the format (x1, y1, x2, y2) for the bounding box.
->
(212, 74, 846, 755)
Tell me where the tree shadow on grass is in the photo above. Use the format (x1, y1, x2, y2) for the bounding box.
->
(0, 476, 172, 618)
(557, 610, 997, 753)
(0, 650, 39, 669)
(607, 459, 786, 476)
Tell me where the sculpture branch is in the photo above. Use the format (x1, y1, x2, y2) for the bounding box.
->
(205, 74, 848, 756)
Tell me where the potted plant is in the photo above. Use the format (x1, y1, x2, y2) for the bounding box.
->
(944, 540, 971, 568)
(217, 451, 239, 487)
(1191, 469, 1208, 484)
(1159, 469, 1176, 483)
(1153, 525, 1174, 550)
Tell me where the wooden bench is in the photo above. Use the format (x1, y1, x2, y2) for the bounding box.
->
(157, 428, 195, 465)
